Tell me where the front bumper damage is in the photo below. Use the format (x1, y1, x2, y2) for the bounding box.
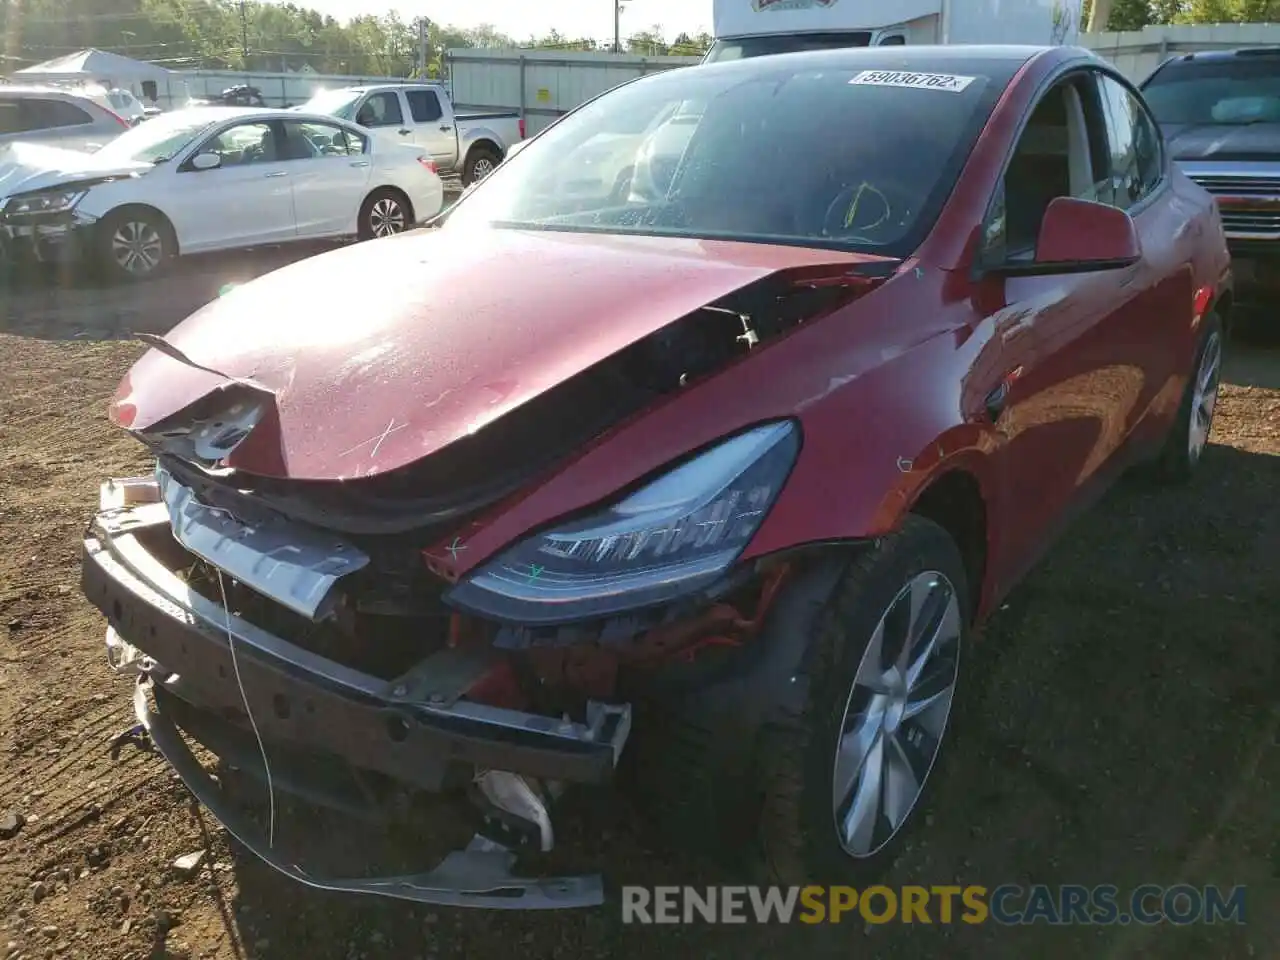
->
(83, 476, 633, 909)
(0, 209, 96, 266)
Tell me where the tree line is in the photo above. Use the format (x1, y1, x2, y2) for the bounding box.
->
(3, 0, 1276, 79)
(1086, 0, 1280, 31)
(0, 0, 714, 77)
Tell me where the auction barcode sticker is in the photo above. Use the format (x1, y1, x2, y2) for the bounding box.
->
(849, 70, 977, 92)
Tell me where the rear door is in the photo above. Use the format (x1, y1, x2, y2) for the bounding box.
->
(404, 87, 456, 166)
(1090, 70, 1201, 453)
(280, 119, 373, 237)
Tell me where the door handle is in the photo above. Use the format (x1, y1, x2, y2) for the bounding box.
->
(349, 160, 369, 168)
(398, 128, 411, 135)
(439, 124, 452, 132)
(264, 170, 288, 178)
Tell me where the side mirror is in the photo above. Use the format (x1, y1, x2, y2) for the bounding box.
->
(190, 152, 222, 171)
(1000, 197, 1141, 276)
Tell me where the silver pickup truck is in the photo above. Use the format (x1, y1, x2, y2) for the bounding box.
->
(1141, 48, 1280, 317)
(299, 83, 524, 186)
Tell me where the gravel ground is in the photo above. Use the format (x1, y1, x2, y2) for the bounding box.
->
(0, 243, 1277, 960)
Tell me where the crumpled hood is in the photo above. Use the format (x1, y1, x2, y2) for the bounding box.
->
(111, 226, 886, 481)
(1163, 121, 1280, 162)
(0, 142, 150, 199)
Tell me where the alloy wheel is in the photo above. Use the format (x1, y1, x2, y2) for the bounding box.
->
(368, 197, 406, 238)
(831, 570, 961, 858)
(471, 157, 496, 181)
(111, 221, 164, 276)
(1188, 330, 1222, 464)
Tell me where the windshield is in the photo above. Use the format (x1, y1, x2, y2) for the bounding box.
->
(93, 112, 216, 163)
(1142, 56, 1280, 125)
(704, 31, 872, 63)
(299, 89, 364, 120)
(444, 58, 1003, 257)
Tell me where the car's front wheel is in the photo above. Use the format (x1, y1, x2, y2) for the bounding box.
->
(753, 516, 969, 885)
(97, 207, 174, 282)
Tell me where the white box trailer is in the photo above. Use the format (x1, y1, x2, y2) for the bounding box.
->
(706, 0, 1086, 61)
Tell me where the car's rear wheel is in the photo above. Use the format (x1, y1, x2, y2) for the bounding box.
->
(358, 188, 412, 240)
(97, 207, 173, 282)
(462, 145, 501, 186)
(1154, 310, 1223, 483)
(751, 516, 968, 884)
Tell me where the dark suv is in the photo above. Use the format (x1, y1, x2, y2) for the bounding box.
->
(1141, 47, 1280, 308)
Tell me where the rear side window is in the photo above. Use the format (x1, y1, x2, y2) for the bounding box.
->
(405, 89, 443, 123)
(27, 98, 94, 129)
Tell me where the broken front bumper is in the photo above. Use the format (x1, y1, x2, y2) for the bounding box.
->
(82, 483, 631, 909)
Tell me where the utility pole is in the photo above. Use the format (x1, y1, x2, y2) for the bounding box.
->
(613, 0, 626, 53)
(418, 17, 430, 77)
(239, 0, 248, 62)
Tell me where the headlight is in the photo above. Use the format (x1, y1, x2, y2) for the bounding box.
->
(3, 189, 88, 217)
(445, 420, 800, 624)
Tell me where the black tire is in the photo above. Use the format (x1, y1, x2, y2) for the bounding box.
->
(630, 517, 969, 885)
(462, 144, 502, 187)
(750, 516, 969, 886)
(358, 188, 412, 241)
(96, 207, 174, 283)
(1152, 310, 1224, 484)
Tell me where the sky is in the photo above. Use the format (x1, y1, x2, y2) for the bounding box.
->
(301, 0, 714, 43)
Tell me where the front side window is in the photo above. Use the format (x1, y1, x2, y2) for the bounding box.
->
(983, 77, 1111, 261)
(445, 59, 1009, 257)
(1095, 74, 1162, 211)
(355, 92, 403, 127)
(196, 121, 278, 166)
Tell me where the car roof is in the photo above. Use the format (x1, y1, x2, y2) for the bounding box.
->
(0, 85, 100, 101)
(690, 43, 1055, 77)
(1168, 46, 1280, 63)
(161, 105, 344, 122)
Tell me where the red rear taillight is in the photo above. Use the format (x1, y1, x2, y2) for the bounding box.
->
(518, 118, 526, 140)
(417, 156, 437, 173)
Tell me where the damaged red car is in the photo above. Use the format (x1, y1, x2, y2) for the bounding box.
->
(83, 45, 1232, 909)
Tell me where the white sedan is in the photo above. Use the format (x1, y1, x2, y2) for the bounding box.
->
(0, 107, 445, 281)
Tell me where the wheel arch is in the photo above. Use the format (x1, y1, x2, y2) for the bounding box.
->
(464, 137, 503, 163)
(101, 202, 180, 255)
(903, 467, 988, 622)
(363, 185, 414, 226)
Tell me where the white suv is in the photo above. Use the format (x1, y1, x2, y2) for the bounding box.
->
(0, 87, 132, 152)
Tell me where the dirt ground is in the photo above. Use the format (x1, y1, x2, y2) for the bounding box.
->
(1, 245, 1277, 960)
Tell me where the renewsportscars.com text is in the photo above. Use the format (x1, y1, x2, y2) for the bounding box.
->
(621, 884, 1247, 925)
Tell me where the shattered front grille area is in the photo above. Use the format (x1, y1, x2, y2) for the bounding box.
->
(140, 525, 454, 681)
